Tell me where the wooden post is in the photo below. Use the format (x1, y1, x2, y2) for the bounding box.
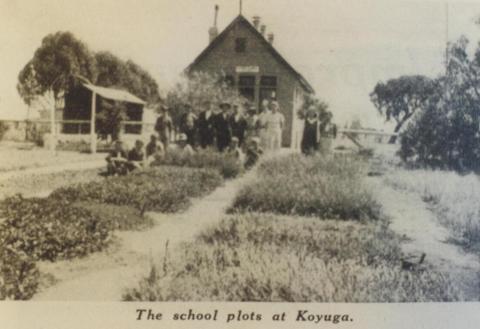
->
(90, 91, 97, 154)
(49, 99, 56, 153)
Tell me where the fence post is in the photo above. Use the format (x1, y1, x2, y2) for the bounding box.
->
(90, 92, 97, 154)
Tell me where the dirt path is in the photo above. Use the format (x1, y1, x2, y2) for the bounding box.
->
(370, 177, 480, 300)
(33, 168, 257, 301)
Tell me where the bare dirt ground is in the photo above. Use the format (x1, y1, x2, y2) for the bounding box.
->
(0, 142, 105, 173)
(370, 176, 480, 300)
(33, 168, 258, 301)
(0, 143, 106, 200)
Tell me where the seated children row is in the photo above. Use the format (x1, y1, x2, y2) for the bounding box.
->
(106, 133, 263, 176)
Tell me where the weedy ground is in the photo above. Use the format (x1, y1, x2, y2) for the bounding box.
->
(124, 154, 461, 302)
(384, 169, 480, 253)
(124, 213, 460, 302)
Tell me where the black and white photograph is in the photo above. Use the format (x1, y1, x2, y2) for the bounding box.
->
(2, 0, 480, 324)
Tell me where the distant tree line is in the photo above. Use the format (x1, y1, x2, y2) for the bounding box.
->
(371, 36, 480, 173)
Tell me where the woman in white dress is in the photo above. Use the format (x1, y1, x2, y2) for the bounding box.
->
(257, 99, 271, 150)
(265, 101, 285, 151)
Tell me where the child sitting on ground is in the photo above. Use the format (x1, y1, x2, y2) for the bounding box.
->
(227, 136, 245, 165)
(106, 140, 129, 176)
(244, 137, 263, 169)
(126, 139, 146, 172)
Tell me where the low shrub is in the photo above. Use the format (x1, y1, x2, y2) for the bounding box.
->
(230, 154, 381, 220)
(0, 195, 111, 262)
(73, 202, 154, 231)
(154, 148, 243, 179)
(50, 166, 223, 214)
(123, 213, 460, 302)
(0, 246, 39, 300)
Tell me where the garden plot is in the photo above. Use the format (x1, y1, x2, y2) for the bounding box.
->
(0, 165, 225, 300)
(124, 213, 459, 302)
(33, 167, 257, 301)
(126, 154, 460, 302)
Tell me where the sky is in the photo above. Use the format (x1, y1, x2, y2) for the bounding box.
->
(1, 0, 480, 130)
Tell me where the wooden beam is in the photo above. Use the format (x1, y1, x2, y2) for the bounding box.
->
(90, 91, 97, 154)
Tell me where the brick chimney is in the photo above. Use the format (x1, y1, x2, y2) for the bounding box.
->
(267, 33, 274, 45)
(209, 5, 219, 43)
(252, 16, 261, 29)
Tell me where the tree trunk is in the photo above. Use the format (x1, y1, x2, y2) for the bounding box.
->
(388, 124, 403, 144)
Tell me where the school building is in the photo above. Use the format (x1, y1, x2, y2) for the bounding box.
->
(186, 8, 315, 148)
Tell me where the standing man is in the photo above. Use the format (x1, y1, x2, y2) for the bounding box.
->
(155, 105, 173, 149)
(229, 103, 247, 147)
(180, 104, 197, 148)
(197, 99, 216, 149)
(214, 102, 232, 152)
(265, 101, 285, 151)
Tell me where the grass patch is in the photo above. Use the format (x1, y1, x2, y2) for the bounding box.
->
(153, 148, 244, 179)
(230, 154, 381, 220)
(123, 213, 460, 302)
(385, 169, 480, 252)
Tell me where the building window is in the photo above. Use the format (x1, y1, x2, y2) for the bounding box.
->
(259, 76, 277, 108)
(235, 38, 247, 53)
(238, 75, 255, 102)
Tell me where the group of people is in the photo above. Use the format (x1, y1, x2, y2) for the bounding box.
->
(300, 107, 337, 155)
(106, 99, 336, 175)
(105, 133, 195, 176)
(170, 98, 286, 153)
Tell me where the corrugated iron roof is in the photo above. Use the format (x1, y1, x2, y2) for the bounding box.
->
(83, 83, 146, 105)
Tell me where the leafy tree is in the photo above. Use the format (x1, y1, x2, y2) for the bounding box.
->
(370, 75, 438, 143)
(399, 37, 480, 172)
(17, 31, 97, 111)
(165, 72, 245, 127)
(123, 60, 161, 106)
(94, 51, 128, 88)
(94, 52, 161, 106)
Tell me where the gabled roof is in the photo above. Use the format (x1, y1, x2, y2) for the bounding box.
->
(186, 15, 315, 94)
(83, 83, 146, 105)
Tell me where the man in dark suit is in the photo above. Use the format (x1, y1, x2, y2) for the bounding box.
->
(214, 102, 232, 152)
(180, 103, 197, 148)
(229, 103, 248, 147)
(197, 100, 216, 148)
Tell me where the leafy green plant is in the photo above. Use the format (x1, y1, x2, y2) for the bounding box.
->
(0, 195, 110, 261)
(50, 166, 223, 214)
(73, 202, 154, 231)
(0, 246, 40, 300)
